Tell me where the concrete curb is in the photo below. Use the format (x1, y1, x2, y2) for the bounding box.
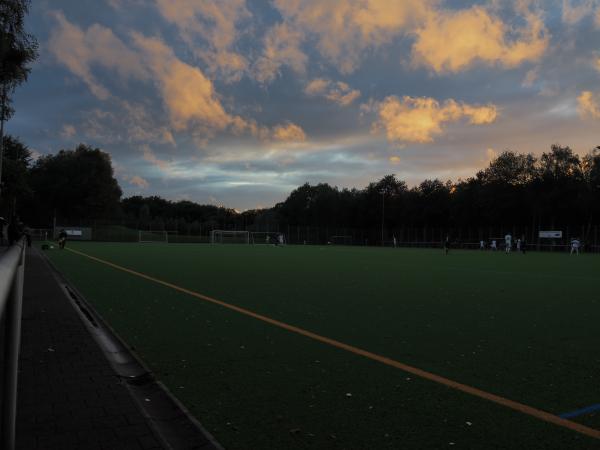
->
(38, 247, 224, 450)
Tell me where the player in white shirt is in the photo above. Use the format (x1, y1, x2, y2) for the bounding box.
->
(393, 236, 397, 248)
(278, 234, 284, 245)
(505, 234, 512, 253)
(570, 238, 580, 255)
(480, 240, 485, 250)
(491, 240, 497, 250)
(516, 238, 521, 251)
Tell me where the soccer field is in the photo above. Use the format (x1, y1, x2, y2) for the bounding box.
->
(43, 242, 600, 449)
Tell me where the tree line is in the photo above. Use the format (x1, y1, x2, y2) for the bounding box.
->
(3, 138, 599, 241)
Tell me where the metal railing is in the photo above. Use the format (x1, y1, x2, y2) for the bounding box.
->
(0, 239, 25, 450)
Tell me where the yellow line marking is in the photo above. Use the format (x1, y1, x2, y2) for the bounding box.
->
(66, 247, 600, 441)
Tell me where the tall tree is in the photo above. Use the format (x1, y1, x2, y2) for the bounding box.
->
(0, 0, 38, 198)
(0, 134, 31, 217)
(29, 144, 122, 224)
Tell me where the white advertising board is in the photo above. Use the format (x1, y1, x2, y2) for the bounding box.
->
(539, 230, 562, 238)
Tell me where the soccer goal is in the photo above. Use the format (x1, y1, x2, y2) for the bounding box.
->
(250, 231, 284, 245)
(330, 235, 353, 245)
(29, 228, 51, 241)
(210, 230, 250, 244)
(139, 230, 168, 243)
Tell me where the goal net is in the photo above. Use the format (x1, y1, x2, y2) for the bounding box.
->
(330, 235, 352, 245)
(139, 230, 168, 243)
(250, 231, 284, 245)
(210, 230, 250, 244)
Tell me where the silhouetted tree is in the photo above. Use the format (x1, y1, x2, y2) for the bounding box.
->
(0, 0, 38, 198)
(29, 144, 122, 224)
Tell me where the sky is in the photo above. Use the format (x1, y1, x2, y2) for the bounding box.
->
(9, 0, 600, 210)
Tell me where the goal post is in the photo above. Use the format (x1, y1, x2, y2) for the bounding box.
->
(330, 235, 353, 245)
(250, 231, 285, 245)
(138, 230, 168, 243)
(210, 230, 250, 244)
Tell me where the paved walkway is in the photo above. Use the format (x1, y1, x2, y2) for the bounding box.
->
(16, 249, 166, 450)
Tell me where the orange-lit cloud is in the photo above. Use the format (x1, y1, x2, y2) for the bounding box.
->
(596, 7, 600, 26)
(577, 91, 600, 118)
(371, 95, 498, 144)
(389, 155, 401, 164)
(305, 79, 361, 106)
(411, 6, 548, 74)
(253, 23, 307, 83)
(48, 11, 147, 100)
(131, 33, 243, 136)
(271, 122, 307, 143)
(270, 0, 431, 74)
(154, 0, 250, 82)
(142, 145, 171, 170)
(128, 175, 149, 188)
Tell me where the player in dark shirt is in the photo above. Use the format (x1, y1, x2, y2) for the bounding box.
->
(58, 229, 68, 249)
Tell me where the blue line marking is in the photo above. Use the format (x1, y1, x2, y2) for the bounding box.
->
(559, 403, 600, 419)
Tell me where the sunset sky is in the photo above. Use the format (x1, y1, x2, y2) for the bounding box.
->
(10, 0, 600, 210)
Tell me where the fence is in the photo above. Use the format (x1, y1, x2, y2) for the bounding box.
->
(0, 239, 26, 450)
(37, 223, 600, 253)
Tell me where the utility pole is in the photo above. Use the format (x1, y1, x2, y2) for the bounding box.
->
(380, 189, 385, 246)
(0, 86, 6, 200)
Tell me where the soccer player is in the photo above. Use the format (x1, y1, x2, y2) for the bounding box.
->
(570, 237, 580, 255)
(444, 235, 450, 255)
(278, 234, 284, 245)
(480, 240, 485, 250)
(393, 235, 397, 248)
(266, 235, 270, 244)
(505, 233, 512, 253)
(491, 240, 497, 251)
(58, 229, 68, 249)
(516, 238, 521, 252)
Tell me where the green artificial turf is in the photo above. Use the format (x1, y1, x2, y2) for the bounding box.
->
(43, 242, 600, 449)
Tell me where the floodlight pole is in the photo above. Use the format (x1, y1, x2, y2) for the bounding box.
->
(380, 189, 385, 246)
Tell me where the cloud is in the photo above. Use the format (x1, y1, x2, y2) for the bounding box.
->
(522, 68, 539, 87)
(577, 91, 600, 118)
(253, 23, 308, 83)
(60, 124, 76, 139)
(411, 5, 549, 73)
(128, 175, 149, 189)
(131, 33, 244, 137)
(562, 0, 598, 25)
(270, 0, 431, 74)
(48, 11, 147, 100)
(596, 7, 600, 26)
(304, 79, 361, 106)
(154, 0, 251, 82)
(389, 155, 401, 164)
(271, 122, 307, 142)
(80, 101, 176, 147)
(371, 95, 498, 144)
(142, 145, 171, 171)
(486, 147, 498, 162)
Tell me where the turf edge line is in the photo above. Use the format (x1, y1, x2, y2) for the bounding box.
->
(66, 247, 600, 441)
